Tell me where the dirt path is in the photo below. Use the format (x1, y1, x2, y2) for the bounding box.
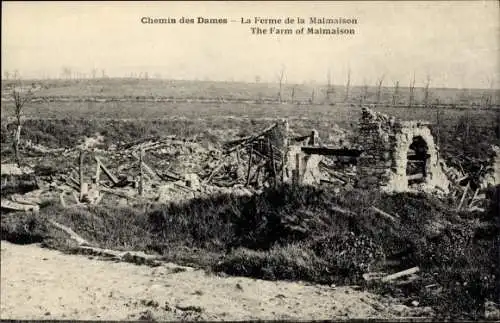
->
(1, 241, 427, 321)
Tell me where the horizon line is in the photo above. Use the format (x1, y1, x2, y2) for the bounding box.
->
(2, 77, 499, 91)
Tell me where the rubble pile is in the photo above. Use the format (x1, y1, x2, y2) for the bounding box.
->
(1, 121, 292, 210)
(2, 108, 498, 213)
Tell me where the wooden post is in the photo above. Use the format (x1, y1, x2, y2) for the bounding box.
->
(59, 192, 67, 208)
(79, 150, 84, 201)
(310, 130, 319, 146)
(246, 145, 254, 187)
(295, 153, 302, 185)
(268, 138, 277, 187)
(456, 182, 470, 211)
(95, 158, 101, 187)
(139, 147, 144, 196)
(281, 119, 289, 183)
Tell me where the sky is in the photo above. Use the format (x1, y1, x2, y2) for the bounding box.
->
(2, 1, 499, 89)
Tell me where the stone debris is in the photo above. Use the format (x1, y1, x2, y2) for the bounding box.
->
(2, 106, 496, 212)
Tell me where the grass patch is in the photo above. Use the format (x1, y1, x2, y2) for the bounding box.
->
(1, 184, 498, 318)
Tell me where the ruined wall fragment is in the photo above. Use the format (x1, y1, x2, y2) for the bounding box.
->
(356, 107, 450, 193)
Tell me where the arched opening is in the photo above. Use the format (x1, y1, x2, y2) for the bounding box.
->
(406, 136, 430, 186)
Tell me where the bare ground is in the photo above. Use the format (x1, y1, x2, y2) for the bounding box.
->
(0, 241, 431, 321)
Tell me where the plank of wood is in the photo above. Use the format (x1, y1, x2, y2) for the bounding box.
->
(131, 152, 160, 181)
(268, 137, 277, 186)
(319, 165, 348, 184)
(94, 156, 119, 185)
(370, 206, 399, 222)
(301, 146, 363, 157)
(1, 200, 39, 212)
(381, 267, 420, 282)
(468, 188, 480, 208)
(246, 145, 254, 187)
(225, 123, 278, 154)
(330, 205, 357, 216)
(204, 161, 225, 184)
(95, 159, 101, 184)
(10, 195, 42, 205)
(59, 192, 67, 208)
(48, 220, 88, 245)
(456, 182, 470, 211)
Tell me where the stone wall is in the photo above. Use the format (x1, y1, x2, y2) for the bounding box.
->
(356, 107, 450, 193)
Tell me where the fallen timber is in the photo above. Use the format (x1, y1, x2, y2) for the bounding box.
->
(301, 147, 364, 157)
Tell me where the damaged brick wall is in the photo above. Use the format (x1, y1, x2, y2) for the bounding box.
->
(356, 107, 450, 193)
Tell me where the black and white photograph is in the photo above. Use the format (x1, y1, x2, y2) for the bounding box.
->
(1, 1, 499, 321)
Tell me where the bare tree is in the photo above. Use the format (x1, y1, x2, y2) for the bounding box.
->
(360, 79, 369, 105)
(344, 68, 351, 102)
(276, 65, 286, 103)
(91, 68, 98, 79)
(11, 79, 33, 166)
(409, 72, 416, 107)
(435, 105, 442, 157)
(255, 75, 261, 83)
(310, 89, 315, 104)
(291, 87, 295, 104)
(484, 76, 495, 108)
(144, 72, 149, 80)
(326, 69, 334, 102)
(392, 80, 400, 106)
(101, 69, 107, 78)
(423, 75, 431, 107)
(61, 66, 72, 80)
(4, 71, 10, 80)
(376, 74, 385, 105)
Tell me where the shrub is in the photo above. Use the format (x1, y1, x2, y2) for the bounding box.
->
(215, 243, 323, 282)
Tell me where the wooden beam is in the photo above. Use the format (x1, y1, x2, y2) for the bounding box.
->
(1, 199, 39, 212)
(59, 192, 67, 208)
(331, 205, 357, 216)
(468, 188, 480, 208)
(49, 220, 88, 246)
(95, 158, 101, 185)
(381, 267, 420, 282)
(204, 160, 225, 185)
(246, 145, 254, 187)
(456, 182, 470, 211)
(370, 206, 399, 222)
(141, 161, 160, 181)
(225, 123, 278, 154)
(94, 156, 119, 185)
(301, 147, 363, 157)
(131, 152, 178, 181)
(319, 164, 349, 184)
(268, 137, 277, 186)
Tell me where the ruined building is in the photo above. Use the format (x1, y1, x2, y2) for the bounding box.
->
(355, 107, 450, 193)
(284, 107, 450, 193)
